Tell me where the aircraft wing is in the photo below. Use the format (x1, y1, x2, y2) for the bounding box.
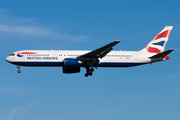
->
(77, 40, 120, 61)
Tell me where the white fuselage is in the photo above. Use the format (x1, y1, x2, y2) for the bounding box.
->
(6, 50, 156, 67)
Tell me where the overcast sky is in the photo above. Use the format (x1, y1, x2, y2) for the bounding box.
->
(1, 0, 180, 120)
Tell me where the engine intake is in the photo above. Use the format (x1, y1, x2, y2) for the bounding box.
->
(64, 58, 82, 66)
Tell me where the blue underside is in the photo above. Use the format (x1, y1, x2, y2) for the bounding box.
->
(11, 62, 63, 67)
(98, 62, 145, 67)
(10, 62, 145, 67)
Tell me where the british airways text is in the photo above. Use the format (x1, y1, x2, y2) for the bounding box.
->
(27, 57, 58, 60)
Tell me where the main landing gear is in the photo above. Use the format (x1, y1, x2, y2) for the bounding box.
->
(17, 66, 21, 73)
(85, 67, 94, 77)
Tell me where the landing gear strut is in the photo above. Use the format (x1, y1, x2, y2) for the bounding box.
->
(85, 67, 94, 77)
(17, 66, 21, 73)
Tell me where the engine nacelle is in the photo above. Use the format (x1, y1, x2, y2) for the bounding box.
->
(64, 58, 82, 66)
(63, 67, 80, 73)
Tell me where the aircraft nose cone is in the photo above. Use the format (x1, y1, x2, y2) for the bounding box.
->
(6, 56, 11, 62)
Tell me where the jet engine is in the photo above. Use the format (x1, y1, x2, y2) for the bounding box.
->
(64, 58, 82, 66)
(63, 66, 80, 73)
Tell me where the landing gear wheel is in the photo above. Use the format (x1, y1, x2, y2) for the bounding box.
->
(17, 66, 21, 73)
(85, 73, 88, 77)
(85, 72, 93, 77)
(90, 68, 94, 72)
(18, 70, 21, 73)
(89, 72, 93, 76)
(85, 67, 95, 77)
(17, 66, 20, 69)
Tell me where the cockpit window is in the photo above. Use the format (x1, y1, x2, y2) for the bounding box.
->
(9, 54, 15, 56)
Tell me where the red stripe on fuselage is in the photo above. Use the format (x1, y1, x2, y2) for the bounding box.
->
(18, 52, 37, 55)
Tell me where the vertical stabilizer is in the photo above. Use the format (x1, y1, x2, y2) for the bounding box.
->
(141, 26, 173, 53)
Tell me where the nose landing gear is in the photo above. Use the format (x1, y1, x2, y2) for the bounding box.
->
(17, 66, 21, 73)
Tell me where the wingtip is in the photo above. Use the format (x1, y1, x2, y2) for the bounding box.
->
(114, 40, 121, 43)
(169, 49, 174, 51)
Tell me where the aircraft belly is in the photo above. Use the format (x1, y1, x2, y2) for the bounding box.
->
(99, 58, 150, 67)
(10, 61, 63, 67)
(98, 62, 146, 67)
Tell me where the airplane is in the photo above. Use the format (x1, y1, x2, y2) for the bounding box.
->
(6, 26, 174, 77)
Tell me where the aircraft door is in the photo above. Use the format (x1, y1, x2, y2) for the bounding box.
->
(52, 52, 58, 60)
(134, 53, 138, 60)
(53, 52, 57, 57)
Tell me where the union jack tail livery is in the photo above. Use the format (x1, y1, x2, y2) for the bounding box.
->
(141, 26, 173, 53)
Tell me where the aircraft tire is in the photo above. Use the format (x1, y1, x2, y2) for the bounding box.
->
(90, 68, 94, 72)
(89, 72, 93, 76)
(18, 70, 21, 73)
(85, 73, 88, 77)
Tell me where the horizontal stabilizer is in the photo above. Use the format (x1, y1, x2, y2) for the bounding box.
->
(149, 49, 174, 59)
